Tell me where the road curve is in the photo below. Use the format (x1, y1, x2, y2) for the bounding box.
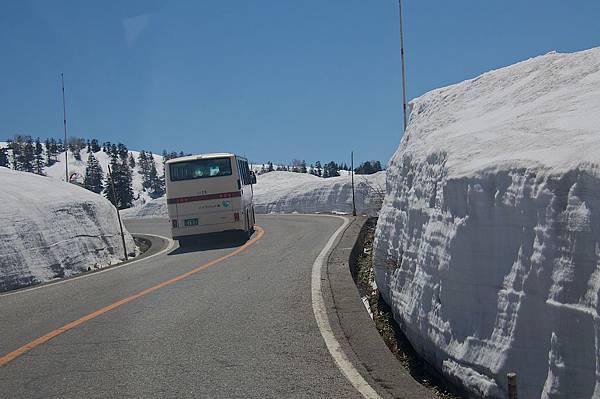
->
(0, 215, 366, 398)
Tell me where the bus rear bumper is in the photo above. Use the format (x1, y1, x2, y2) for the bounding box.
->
(171, 220, 245, 240)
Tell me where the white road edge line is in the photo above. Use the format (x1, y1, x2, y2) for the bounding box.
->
(0, 234, 176, 298)
(311, 215, 383, 399)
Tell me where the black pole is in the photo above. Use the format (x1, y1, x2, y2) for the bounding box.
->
(61, 73, 69, 182)
(399, 0, 408, 132)
(107, 165, 128, 261)
(351, 151, 356, 216)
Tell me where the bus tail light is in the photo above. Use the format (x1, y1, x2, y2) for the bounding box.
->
(172, 219, 178, 228)
(234, 212, 240, 221)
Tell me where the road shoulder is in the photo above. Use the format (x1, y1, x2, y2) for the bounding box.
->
(324, 216, 437, 399)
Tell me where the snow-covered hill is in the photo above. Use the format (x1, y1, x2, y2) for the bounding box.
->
(45, 150, 164, 206)
(0, 167, 136, 292)
(0, 142, 164, 207)
(122, 170, 385, 219)
(373, 47, 600, 398)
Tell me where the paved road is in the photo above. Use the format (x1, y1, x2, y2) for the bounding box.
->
(0, 215, 365, 399)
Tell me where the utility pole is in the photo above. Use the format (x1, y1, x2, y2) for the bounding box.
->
(398, 0, 408, 132)
(61, 73, 69, 182)
(351, 151, 356, 217)
(107, 165, 128, 261)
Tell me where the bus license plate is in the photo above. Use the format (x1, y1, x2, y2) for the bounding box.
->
(184, 218, 198, 227)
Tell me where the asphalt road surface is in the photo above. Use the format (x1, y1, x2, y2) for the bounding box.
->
(0, 215, 367, 399)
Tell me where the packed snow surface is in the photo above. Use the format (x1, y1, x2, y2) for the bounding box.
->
(0, 168, 136, 291)
(373, 47, 600, 398)
(122, 171, 386, 219)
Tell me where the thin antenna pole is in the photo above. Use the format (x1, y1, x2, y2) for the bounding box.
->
(399, 0, 408, 132)
(108, 165, 128, 261)
(61, 73, 69, 182)
(351, 151, 356, 217)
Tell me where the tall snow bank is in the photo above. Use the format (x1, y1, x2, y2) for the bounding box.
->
(122, 171, 386, 219)
(0, 168, 136, 292)
(373, 47, 600, 398)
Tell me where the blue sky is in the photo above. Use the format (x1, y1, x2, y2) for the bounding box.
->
(1, 1, 599, 165)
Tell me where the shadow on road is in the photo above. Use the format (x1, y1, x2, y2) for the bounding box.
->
(167, 231, 251, 255)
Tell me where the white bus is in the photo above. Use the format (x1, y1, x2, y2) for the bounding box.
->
(165, 153, 256, 241)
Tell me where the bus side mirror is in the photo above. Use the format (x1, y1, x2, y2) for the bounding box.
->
(250, 171, 257, 185)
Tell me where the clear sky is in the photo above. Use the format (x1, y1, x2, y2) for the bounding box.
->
(1, 0, 599, 165)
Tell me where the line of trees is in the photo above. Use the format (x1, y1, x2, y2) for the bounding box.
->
(258, 159, 382, 178)
(1, 135, 174, 210)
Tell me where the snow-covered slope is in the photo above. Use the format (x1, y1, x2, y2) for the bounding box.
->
(45, 150, 164, 206)
(122, 170, 386, 219)
(0, 167, 136, 292)
(373, 47, 600, 398)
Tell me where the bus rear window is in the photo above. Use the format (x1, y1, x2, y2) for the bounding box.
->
(169, 158, 232, 181)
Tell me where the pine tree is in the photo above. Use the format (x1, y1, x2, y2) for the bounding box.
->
(128, 153, 136, 169)
(90, 138, 101, 153)
(323, 161, 339, 178)
(18, 137, 35, 172)
(10, 139, 19, 170)
(83, 152, 104, 193)
(0, 148, 8, 167)
(267, 161, 274, 172)
(104, 154, 134, 209)
(147, 158, 165, 198)
(33, 137, 45, 175)
(315, 161, 322, 177)
(300, 160, 307, 173)
(119, 158, 134, 208)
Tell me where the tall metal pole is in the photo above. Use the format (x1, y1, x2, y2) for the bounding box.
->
(351, 151, 356, 217)
(107, 165, 128, 261)
(399, 0, 408, 132)
(61, 73, 69, 182)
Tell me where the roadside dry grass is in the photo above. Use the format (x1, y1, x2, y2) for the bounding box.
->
(351, 218, 463, 399)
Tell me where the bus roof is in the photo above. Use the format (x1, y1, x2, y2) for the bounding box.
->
(165, 153, 245, 164)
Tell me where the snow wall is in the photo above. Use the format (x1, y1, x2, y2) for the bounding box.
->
(253, 171, 385, 216)
(122, 170, 386, 219)
(0, 168, 136, 292)
(373, 47, 600, 398)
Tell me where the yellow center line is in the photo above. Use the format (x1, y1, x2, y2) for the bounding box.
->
(0, 225, 265, 368)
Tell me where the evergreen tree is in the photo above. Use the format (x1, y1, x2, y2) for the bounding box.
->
(0, 148, 8, 168)
(315, 161, 322, 177)
(355, 161, 382, 175)
(267, 161, 274, 172)
(44, 138, 51, 166)
(137, 150, 148, 175)
(147, 157, 165, 198)
(90, 138, 101, 153)
(323, 161, 339, 178)
(128, 153, 136, 169)
(33, 137, 45, 175)
(9, 139, 19, 170)
(300, 160, 307, 174)
(104, 154, 134, 209)
(83, 152, 104, 193)
(18, 137, 35, 172)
